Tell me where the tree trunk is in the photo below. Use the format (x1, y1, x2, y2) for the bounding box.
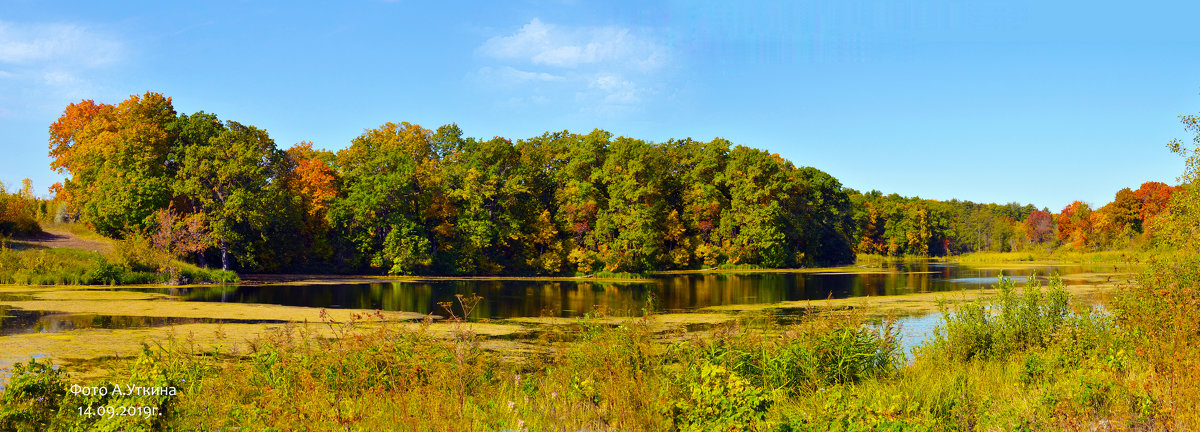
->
(220, 239, 230, 271)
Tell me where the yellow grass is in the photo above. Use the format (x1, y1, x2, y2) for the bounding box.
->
(701, 274, 1128, 317)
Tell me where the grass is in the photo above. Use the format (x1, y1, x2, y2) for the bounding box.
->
(949, 249, 1150, 266)
(0, 305, 903, 431)
(0, 241, 236, 286)
(858, 250, 1153, 271)
(0, 247, 156, 285)
(855, 253, 938, 266)
(0, 218, 237, 286)
(2, 253, 1195, 430)
(508, 312, 739, 330)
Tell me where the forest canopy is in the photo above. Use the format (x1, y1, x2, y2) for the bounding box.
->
(39, 92, 1180, 275)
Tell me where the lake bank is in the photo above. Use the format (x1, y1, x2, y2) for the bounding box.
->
(0, 259, 1133, 381)
(4, 269, 1162, 431)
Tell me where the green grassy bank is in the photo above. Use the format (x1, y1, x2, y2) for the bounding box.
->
(0, 246, 236, 286)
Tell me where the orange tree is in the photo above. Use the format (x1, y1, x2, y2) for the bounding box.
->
(48, 93, 177, 236)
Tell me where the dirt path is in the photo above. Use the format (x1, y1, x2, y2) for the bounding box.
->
(8, 229, 113, 253)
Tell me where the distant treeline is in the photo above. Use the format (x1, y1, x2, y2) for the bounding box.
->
(38, 92, 1181, 275)
(849, 180, 1176, 257)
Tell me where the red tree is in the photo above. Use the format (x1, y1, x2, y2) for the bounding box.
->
(1134, 181, 1175, 224)
(1025, 210, 1054, 243)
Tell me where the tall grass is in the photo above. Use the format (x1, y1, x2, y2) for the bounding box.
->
(0, 246, 235, 285)
(3, 260, 1198, 430)
(0, 304, 901, 431)
(855, 253, 933, 266)
(775, 274, 1162, 431)
(951, 249, 1147, 265)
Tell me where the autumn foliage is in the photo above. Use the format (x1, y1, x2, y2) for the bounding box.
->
(46, 95, 861, 274)
(43, 92, 1188, 272)
(0, 180, 43, 237)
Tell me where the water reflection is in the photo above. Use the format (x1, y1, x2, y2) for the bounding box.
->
(0, 306, 284, 336)
(112, 262, 1094, 319)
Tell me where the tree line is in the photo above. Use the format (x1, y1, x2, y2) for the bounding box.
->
(38, 92, 1187, 275)
(848, 180, 1178, 257)
(46, 92, 858, 274)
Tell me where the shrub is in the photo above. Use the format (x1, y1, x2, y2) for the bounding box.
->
(0, 358, 68, 432)
(927, 274, 1079, 361)
(112, 234, 165, 273)
(1112, 255, 1200, 427)
(82, 262, 127, 285)
(670, 363, 772, 431)
(681, 314, 901, 397)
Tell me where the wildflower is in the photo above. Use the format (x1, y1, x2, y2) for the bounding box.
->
(507, 400, 515, 411)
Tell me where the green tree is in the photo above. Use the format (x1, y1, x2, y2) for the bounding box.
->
(791, 166, 854, 265)
(548, 130, 610, 274)
(721, 146, 792, 267)
(667, 138, 731, 267)
(331, 122, 439, 274)
(175, 120, 290, 271)
(1152, 114, 1200, 250)
(443, 132, 522, 274)
(592, 137, 668, 272)
(510, 136, 567, 274)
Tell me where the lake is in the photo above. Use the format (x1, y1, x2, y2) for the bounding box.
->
(103, 261, 1100, 320)
(0, 259, 1124, 379)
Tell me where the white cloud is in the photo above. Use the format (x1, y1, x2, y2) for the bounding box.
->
(42, 71, 83, 87)
(589, 74, 640, 105)
(476, 19, 669, 114)
(477, 65, 565, 86)
(480, 18, 664, 71)
(0, 22, 121, 68)
(0, 21, 122, 114)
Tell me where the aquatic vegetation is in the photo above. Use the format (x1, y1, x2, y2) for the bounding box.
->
(0, 262, 1194, 430)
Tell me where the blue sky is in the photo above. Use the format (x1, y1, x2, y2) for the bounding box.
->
(2, 1, 1198, 211)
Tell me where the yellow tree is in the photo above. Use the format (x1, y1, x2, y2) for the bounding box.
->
(1055, 201, 1094, 250)
(48, 93, 177, 236)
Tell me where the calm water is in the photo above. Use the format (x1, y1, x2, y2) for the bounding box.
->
(0, 305, 286, 337)
(110, 261, 1096, 319)
(0, 261, 1108, 381)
